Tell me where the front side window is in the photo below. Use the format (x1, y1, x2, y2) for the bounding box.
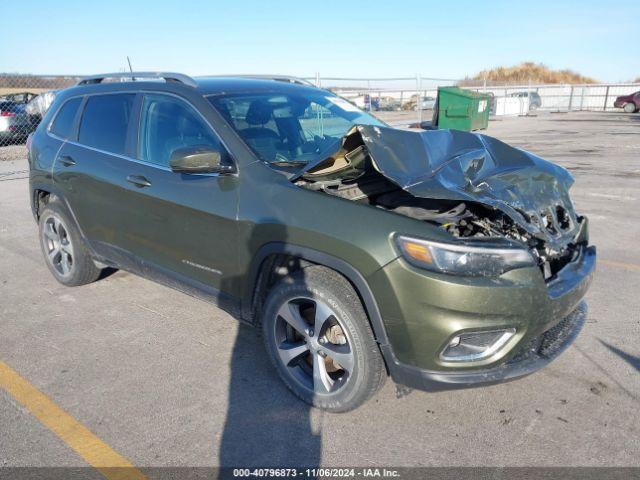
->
(138, 93, 225, 167)
(208, 91, 383, 165)
(78, 94, 135, 155)
(50, 97, 82, 139)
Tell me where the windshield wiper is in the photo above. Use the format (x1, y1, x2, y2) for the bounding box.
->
(269, 160, 308, 167)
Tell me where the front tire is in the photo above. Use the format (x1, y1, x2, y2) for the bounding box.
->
(38, 199, 102, 286)
(623, 102, 637, 113)
(262, 266, 386, 412)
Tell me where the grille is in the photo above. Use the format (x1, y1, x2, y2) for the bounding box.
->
(507, 302, 587, 364)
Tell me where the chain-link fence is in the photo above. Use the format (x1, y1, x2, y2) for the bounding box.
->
(467, 83, 640, 113)
(0, 74, 81, 148)
(308, 75, 640, 124)
(300, 75, 460, 125)
(1, 72, 639, 148)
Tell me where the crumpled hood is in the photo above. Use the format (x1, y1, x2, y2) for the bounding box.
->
(352, 125, 579, 248)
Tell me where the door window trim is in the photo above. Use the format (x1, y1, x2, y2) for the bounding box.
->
(47, 89, 237, 177)
(75, 92, 137, 157)
(48, 92, 169, 169)
(135, 90, 237, 174)
(46, 94, 85, 142)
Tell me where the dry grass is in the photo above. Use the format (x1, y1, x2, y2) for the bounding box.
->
(461, 62, 598, 85)
(0, 88, 49, 96)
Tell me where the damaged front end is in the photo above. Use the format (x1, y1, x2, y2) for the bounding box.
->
(293, 125, 589, 281)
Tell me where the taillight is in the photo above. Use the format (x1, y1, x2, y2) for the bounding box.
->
(1, 110, 16, 117)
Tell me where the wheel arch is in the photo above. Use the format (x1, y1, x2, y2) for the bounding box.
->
(30, 184, 91, 247)
(243, 243, 391, 350)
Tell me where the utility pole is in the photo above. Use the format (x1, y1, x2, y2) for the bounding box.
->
(417, 74, 422, 124)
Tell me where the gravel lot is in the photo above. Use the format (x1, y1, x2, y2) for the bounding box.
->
(0, 112, 639, 474)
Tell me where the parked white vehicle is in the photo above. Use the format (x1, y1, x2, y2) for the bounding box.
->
(414, 96, 436, 110)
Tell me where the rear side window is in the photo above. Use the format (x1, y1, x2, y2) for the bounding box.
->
(50, 97, 82, 139)
(79, 94, 135, 155)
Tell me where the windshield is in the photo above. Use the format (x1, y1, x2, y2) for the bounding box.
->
(208, 91, 383, 165)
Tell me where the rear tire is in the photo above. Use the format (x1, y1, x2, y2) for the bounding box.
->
(38, 199, 102, 286)
(261, 266, 386, 412)
(623, 102, 637, 113)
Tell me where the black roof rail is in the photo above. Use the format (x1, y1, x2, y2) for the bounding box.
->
(208, 74, 315, 87)
(76, 72, 198, 88)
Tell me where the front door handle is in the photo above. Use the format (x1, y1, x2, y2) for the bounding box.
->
(58, 155, 76, 167)
(126, 175, 152, 188)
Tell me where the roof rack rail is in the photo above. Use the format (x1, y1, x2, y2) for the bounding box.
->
(209, 74, 315, 87)
(76, 72, 198, 88)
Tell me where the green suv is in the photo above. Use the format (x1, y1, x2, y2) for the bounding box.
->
(28, 73, 595, 411)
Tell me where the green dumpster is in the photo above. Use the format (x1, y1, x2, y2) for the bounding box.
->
(434, 86, 491, 131)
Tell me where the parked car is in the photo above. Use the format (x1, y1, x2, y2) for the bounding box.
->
(26, 90, 58, 127)
(0, 91, 38, 104)
(362, 94, 380, 111)
(28, 72, 595, 412)
(0, 100, 36, 144)
(509, 91, 542, 110)
(614, 91, 640, 113)
(376, 97, 401, 111)
(414, 96, 436, 110)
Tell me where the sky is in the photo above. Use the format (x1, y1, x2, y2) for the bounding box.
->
(2, 0, 639, 83)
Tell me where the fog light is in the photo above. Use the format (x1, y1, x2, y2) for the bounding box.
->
(440, 328, 516, 362)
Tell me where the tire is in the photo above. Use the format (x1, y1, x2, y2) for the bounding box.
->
(623, 102, 637, 113)
(38, 199, 102, 286)
(261, 266, 386, 412)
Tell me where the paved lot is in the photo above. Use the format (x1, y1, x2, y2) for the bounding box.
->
(0, 112, 639, 473)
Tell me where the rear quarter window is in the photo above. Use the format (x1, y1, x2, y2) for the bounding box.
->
(78, 94, 135, 154)
(50, 97, 82, 139)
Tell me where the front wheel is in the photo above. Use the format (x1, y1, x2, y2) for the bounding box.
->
(623, 102, 637, 113)
(262, 266, 386, 412)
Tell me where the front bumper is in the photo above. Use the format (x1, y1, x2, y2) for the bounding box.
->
(383, 301, 587, 391)
(368, 244, 596, 391)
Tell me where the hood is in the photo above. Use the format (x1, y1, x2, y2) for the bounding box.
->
(298, 125, 580, 250)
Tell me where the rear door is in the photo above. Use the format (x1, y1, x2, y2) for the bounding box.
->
(112, 92, 239, 294)
(53, 92, 138, 260)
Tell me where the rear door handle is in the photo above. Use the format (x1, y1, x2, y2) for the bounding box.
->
(126, 174, 152, 188)
(58, 155, 76, 167)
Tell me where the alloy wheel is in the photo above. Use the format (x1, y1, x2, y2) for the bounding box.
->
(273, 297, 355, 395)
(42, 215, 74, 277)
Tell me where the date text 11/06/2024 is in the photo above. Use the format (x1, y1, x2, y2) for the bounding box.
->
(233, 468, 401, 478)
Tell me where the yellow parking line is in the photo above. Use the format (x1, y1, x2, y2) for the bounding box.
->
(0, 361, 146, 480)
(599, 259, 640, 271)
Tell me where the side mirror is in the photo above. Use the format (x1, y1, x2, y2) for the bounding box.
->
(169, 146, 234, 174)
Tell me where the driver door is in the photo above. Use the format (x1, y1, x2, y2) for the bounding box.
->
(117, 92, 238, 294)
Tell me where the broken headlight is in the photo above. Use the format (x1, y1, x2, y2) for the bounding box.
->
(396, 235, 535, 276)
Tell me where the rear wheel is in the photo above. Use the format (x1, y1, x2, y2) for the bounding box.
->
(623, 102, 637, 113)
(38, 200, 102, 286)
(262, 266, 386, 412)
